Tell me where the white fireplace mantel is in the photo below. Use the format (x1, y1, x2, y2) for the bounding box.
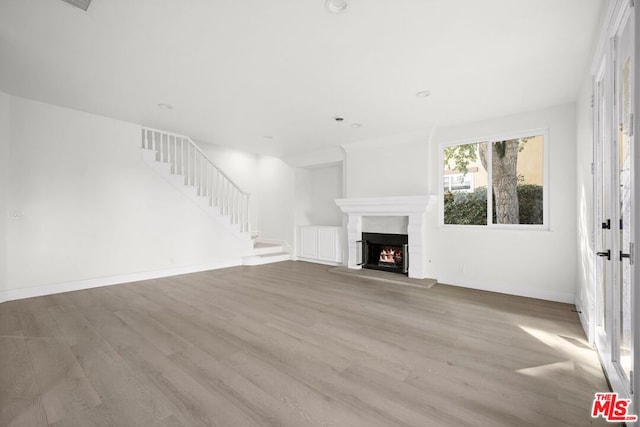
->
(335, 195, 437, 279)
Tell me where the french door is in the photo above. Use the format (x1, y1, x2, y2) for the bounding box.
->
(594, 1, 635, 404)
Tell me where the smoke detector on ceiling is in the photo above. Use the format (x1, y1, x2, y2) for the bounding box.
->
(60, 0, 92, 11)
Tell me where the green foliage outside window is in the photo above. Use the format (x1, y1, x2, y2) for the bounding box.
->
(444, 185, 543, 225)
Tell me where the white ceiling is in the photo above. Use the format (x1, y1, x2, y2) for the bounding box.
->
(0, 0, 603, 156)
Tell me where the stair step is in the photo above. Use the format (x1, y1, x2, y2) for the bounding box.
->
(251, 241, 284, 255)
(242, 252, 290, 266)
(254, 241, 278, 248)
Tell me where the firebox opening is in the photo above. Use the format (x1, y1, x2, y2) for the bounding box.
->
(360, 232, 408, 275)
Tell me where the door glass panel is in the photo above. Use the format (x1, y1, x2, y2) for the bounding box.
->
(596, 78, 607, 331)
(617, 55, 632, 380)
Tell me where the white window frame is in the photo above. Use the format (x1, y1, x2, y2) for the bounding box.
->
(439, 128, 549, 230)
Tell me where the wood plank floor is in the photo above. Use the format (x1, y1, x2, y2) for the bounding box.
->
(0, 261, 612, 426)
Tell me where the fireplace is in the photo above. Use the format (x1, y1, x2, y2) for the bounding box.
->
(335, 195, 436, 279)
(359, 232, 408, 275)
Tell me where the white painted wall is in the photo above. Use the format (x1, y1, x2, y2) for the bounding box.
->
(0, 92, 9, 292)
(343, 104, 578, 302)
(428, 104, 577, 302)
(256, 156, 295, 246)
(294, 167, 313, 227)
(5, 96, 249, 294)
(344, 131, 431, 198)
(283, 147, 344, 168)
(308, 164, 343, 226)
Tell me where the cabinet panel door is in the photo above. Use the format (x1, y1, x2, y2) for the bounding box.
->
(300, 227, 318, 259)
(318, 228, 338, 262)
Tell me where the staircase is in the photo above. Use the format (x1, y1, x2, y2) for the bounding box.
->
(140, 127, 290, 265)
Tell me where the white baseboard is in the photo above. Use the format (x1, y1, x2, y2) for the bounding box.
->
(436, 277, 575, 304)
(0, 258, 242, 304)
(296, 258, 342, 267)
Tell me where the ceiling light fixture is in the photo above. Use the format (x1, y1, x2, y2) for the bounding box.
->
(416, 91, 431, 98)
(157, 103, 173, 110)
(334, 116, 345, 122)
(325, 0, 348, 14)
(351, 123, 363, 128)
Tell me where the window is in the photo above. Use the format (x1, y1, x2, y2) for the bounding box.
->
(441, 131, 546, 227)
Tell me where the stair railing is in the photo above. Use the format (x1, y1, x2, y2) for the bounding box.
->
(141, 127, 250, 233)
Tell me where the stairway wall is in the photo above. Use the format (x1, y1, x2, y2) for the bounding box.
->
(3, 95, 250, 297)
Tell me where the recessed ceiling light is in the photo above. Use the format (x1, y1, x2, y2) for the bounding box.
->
(157, 103, 173, 110)
(351, 123, 363, 128)
(325, 0, 348, 14)
(334, 116, 345, 122)
(416, 91, 431, 98)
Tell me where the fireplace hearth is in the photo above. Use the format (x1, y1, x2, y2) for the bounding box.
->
(359, 232, 408, 275)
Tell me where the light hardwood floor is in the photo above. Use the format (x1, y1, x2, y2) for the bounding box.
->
(0, 261, 612, 426)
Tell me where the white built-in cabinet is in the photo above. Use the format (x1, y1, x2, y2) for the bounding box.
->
(297, 226, 342, 264)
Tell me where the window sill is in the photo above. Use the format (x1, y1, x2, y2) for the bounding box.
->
(439, 223, 550, 231)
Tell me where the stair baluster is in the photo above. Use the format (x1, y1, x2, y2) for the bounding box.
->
(141, 127, 251, 236)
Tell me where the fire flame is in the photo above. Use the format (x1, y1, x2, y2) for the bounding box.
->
(379, 247, 402, 264)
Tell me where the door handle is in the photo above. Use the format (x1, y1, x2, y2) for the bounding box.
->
(620, 243, 634, 264)
(356, 240, 365, 266)
(597, 250, 611, 261)
(402, 244, 409, 274)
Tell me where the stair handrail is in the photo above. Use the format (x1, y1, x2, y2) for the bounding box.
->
(141, 126, 249, 195)
(141, 126, 251, 233)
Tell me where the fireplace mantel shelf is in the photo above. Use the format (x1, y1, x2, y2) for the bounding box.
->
(335, 195, 437, 279)
(335, 195, 437, 216)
